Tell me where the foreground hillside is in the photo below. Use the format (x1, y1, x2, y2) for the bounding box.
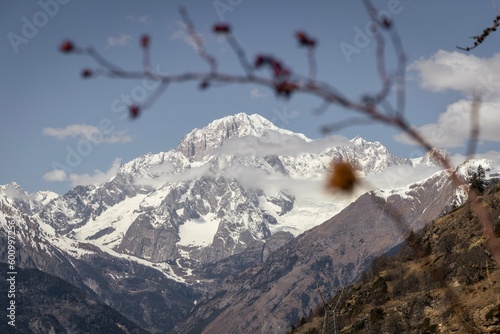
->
(292, 182, 500, 334)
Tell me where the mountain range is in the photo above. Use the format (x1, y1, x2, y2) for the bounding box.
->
(1, 112, 497, 333)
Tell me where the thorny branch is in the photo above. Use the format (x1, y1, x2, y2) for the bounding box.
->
(457, 14, 500, 51)
(60, 3, 500, 269)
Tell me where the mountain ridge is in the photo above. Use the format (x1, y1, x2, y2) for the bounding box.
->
(32, 112, 420, 266)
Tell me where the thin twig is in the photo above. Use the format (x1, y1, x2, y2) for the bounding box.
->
(466, 95, 481, 158)
(307, 48, 317, 84)
(85, 47, 125, 75)
(225, 34, 254, 77)
(321, 117, 374, 134)
(142, 82, 169, 110)
(389, 27, 407, 117)
(143, 47, 151, 74)
(179, 6, 217, 73)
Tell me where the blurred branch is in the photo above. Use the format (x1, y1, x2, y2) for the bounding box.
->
(179, 6, 217, 73)
(466, 95, 481, 158)
(321, 117, 374, 134)
(225, 33, 254, 77)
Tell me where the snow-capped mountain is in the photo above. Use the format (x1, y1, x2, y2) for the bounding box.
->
(343, 135, 412, 173)
(0, 182, 58, 215)
(0, 181, 196, 332)
(176, 113, 310, 161)
(33, 113, 415, 264)
(412, 147, 451, 167)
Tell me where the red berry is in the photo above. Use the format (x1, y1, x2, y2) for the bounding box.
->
(296, 31, 307, 42)
(199, 81, 209, 90)
(60, 40, 74, 53)
(212, 23, 231, 34)
(275, 81, 298, 98)
(381, 17, 392, 28)
(295, 31, 316, 48)
(81, 69, 92, 78)
(254, 55, 268, 68)
(140, 34, 150, 48)
(271, 60, 290, 78)
(129, 105, 140, 119)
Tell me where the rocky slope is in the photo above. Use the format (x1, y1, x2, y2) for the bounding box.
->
(172, 167, 465, 334)
(292, 182, 500, 334)
(0, 263, 149, 334)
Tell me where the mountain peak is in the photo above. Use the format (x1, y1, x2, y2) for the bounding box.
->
(419, 148, 450, 167)
(176, 113, 282, 161)
(0, 182, 28, 199)
(350, 135, 365, 145)
(350, 135, 383, 148)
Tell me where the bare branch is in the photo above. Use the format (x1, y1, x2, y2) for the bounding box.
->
(224, 34, 254, 77)
(60, 3, 500, 269)
(320, 117, 374, 134)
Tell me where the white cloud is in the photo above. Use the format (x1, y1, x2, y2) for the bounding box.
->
(395, 99, 500, 147)
(147, 162, 175, 175)
(362, 164, 441, 192)
(43, 124, 132, 144)
(107, 34, 132, 47)
(409, 50, 500, 100)
(43, 159, 122, 187)
(250, 88, 267, 99)
(168, 21, 202, 53)
(224, 161, 325, 196)
(134, 164, 213, 188)
(211, 131, 350, 157)
(126, 15, 152, 24)
(68, 158, 122, 187)
(396, 51, 500, 148)
(43, 169, 68, 182)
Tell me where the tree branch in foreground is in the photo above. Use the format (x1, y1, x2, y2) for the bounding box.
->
(59, 1, 500, 268)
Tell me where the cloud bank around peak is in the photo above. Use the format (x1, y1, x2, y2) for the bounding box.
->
(211, 130, 351, 157)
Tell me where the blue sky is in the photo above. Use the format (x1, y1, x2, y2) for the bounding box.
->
(1, 0, 499, 194)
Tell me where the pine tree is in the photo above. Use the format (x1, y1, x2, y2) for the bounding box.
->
(469, 165, 486, 195)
